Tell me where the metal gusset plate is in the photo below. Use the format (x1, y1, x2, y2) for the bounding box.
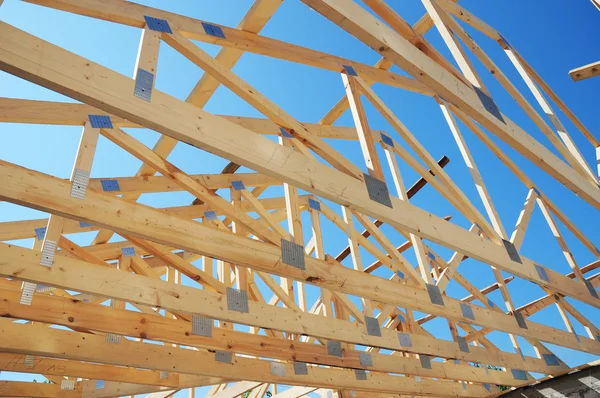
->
(457, 336, 469, 353)
(327, 340, 343, 357)
(204, 211, 217, 220)
(343, 65, 358, 76)
(460, 303, 475, 321)
(398, 332, 412, 347)
(270, 362, 286, 376)
(364, 316, 382, 337)
(20, 282, 36, 306)
(215, 351, 233, 364)
(79, 221, 93, 228)
(60, 380, 75, 391)
(23, 355, 35, 368)
(419, 355, 432, 369)
(71, 168, 90, 200)
(355, 369, 367, 380)
(534, 264, 550, 282)
(191, 315, 213, 337)
(201, 22, 225, 39)
(511, 369, 528, 381)
(514, 312, 528, 329)
(40, 240, 57, 267)
(543, 354, 560, 366)
(100, 179, 120, 192)
(134, 68, 154, 102)
(105, 334, 122, 344)
(121, 247, 136, 257)
(227, 287, 249, 313)
(293, 362, 308, 375)
(359, 352, 373, 367)
(160, 371, 168, 379)
(96, 380, 105, 389)
(426, 283, 445, 306)
(281, 238, 305, 270)
(473, 85, 505, 124)
(503, 239, 522, 263)
(144, 16, 173, 33)
(88, 114, 113, 129)
(364, 173, 393, 208)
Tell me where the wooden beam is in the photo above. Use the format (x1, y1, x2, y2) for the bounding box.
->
(299, 0, 600, 209)
(0, 323, 492, 397)
(569, 60, 600, 82)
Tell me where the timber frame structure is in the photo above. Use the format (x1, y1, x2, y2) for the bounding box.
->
(0, 0, 598, 397)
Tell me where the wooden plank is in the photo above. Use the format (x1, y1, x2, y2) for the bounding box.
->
(0, 323, 491, 397)
(0, 98, 366, 140)
(0, 252, 569, 375)
(0, 381, 80, 398)
(569, 60, 600, 82)
(22, 0, 431, 96)
(0, 354, 178, 387)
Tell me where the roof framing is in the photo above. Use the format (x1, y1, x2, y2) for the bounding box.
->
(0, 0, 598, 397)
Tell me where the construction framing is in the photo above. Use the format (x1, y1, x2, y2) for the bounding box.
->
(0, 0, 598, 397)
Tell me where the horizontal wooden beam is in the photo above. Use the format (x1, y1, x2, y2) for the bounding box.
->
(0, 322, 491, 397)
(0, 353, 178, 387)
(0, 285, 541, 383)
(569, 60, 600, 82)
(22, 0, 432, 96)
(0, 161, 598, 354)
(0, 381, 80, 398)
(0, 22, 595, 311)
(0, 98, 365, 140)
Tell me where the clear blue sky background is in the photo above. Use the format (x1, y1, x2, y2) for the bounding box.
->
(0, 0, 599, 395)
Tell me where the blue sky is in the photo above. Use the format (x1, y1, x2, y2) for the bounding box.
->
(0, 0, 599, 395)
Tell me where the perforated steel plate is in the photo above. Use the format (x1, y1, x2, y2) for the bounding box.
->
(414, 376, 421, 382)
(419, 355, 431, 369)
(201, 22, 226, 39)
(534, 264, 550, 282)
(585, 280, 599, 298)
(160, 371, 169, 379)
(88, 114, 113, 129)
(105, 334, 122, 344)
(144, 16, 173, 33)
(227, 287, 249, 313)
(204, 211, 217, 220)
(398, 332, 412, 347)
(215, 351, 232, 364)
(457, 336, 469, 353)
(343, 65, 358, 76)
(354, 369, 367, 380)
(191, 315, 213, 337)
(542, 354, 559, 366)
(231, 180, 245, 191)
(134, 68, 154, 102)
(364, 316, 381, 337)
(460, 303, 475, 321)
(121, 247, 136, 257)
(473, 85, 505, 124)
(20, 282, 36, 306)
(36, 284, 55, 293)
(270, 362, 286, 376)
(34, 227, 47, 241)
(364, 173, 393, 208)
(380, 133, 394, 147)
(503, 239, 522, 263)
(61, 380, 75, 391)
(281, 238, 305, 270)
(279, 127, 293, 138)
(511, 369, 527, 381)
(514, 312, 528, 329)
(23, 355, 35, 368)
(359, 352, 372, 367)
(327, 340, 343, 357)
(308, 198, 321, 211)
(40, 240, 57, 267)
(71, 168, 90, 200)
(100, 179, 120, 192)
(293, 361, 308, 375)
(426, 283, 444, 306)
